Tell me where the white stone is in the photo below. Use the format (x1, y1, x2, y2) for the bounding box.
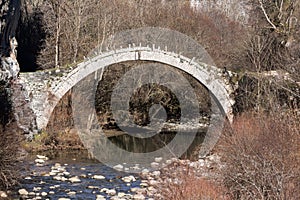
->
(63, 172, 70, 176)
(61, 177, 68, 181)
(41, 192, 47, 196)
(37, 155, 48, 160)
(150, 162, 160, 168)
(118, 192, 126, 197)
(0, 191, 7, 198)
(58, 198, 70, 200)
(18, 189, 29, 196)
(133, 194, 145, 200)
(151, 170, 161, 177)
(130, 188, 139, 192)
(54, 163, 61, 167)
(106, 189, 117, 196)
(88, 186, 100, 189)
(35, 159, 45, 164)
(92, 175, 106, 180)
(67, 191, 76, 195)
(49, 191, 55, 195)
(69, 176, 81, 183)
(100, 188, 108, 193)
(121, 175, 136, 183)
(28, 192, 35, 196)
(33, 187, 42, 191)
(53, 176, 62, 181)
(96, 194, 106, 200)
(154, 157, 163, 162)
(113, 164, 124, 170)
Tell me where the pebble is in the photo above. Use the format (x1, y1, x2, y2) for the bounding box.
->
(151, 171, 161, 177)
(49, 191, 55, 195)
(33, 187, 42, 192)
(165, 159, 172, 165)
(113, 164, 124, 170)
(0, 191, 7, 198)
(118, 192, 126, 197)
(121, 175, 136, 183)
(130, 188, 139, 192)
(36, 155, 48, 160)
(58, 198, 70, 200)
(68, 176, 81, 183)
(53, 176, 62, 181)
(96, 194, 106, 200)
(106, 189, 117, 196)
(67, 191, 76, 195)
(18, 189, 29, 196)
(35, 159, 45, 164)
(133, 194, 145, 199)
(154, 157, 163, 163)
(87, 186, 100, 189)
(92, 175, 106, 180)
(27, 192, 34, 196)
(41, 192, 47, 196)
(150, 162, 160, 168)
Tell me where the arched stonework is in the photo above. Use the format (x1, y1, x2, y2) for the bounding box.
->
(20, 46, 236, 131)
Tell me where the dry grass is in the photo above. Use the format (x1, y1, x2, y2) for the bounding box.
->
(219, 111, 300, 200)
(157, 162, 228, 200)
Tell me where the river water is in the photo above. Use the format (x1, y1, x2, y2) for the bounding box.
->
(13, 129, 207, 199)
(14, 151, 142, 199)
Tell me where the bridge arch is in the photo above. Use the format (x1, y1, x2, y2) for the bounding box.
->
(39, 46, 235, 131)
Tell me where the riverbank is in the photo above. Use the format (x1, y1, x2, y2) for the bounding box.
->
(12, 150, 225, 200)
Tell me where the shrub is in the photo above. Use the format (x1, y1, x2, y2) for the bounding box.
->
(219, 111, 300, 200)
(158, 162, 227, 200)
(0, 122, 22, 189)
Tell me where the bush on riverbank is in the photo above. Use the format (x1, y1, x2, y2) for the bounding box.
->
(219, 111, 300, 199)
(157, 162, 227, 199)
(0, 122, 22, 189)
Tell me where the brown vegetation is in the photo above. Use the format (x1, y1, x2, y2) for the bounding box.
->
(0, 122, 22, 189)
(157, 162, 227, 200)
(218, 111, 300, 200)
(19, 0, 245, 70)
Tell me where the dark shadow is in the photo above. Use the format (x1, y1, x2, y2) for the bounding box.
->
(16, 7, 46, 72)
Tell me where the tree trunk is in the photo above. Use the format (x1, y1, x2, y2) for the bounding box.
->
(0, 0, 21, 81)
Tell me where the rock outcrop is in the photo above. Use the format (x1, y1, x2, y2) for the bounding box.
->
(0, 0, 20, 80)
(0, 0, 37, 137)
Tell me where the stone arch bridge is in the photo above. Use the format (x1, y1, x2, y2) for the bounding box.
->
(14, 45, 237, 136)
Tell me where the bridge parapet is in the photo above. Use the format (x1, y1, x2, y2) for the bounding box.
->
(18, 45, 237, 132)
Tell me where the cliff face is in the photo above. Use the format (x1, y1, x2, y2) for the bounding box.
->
(0, 0, 20, 81)
(0, 0, 37, 136)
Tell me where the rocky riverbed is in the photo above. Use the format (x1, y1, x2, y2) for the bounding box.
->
(11, 150, 221, 200)
(13, 152, 145, 200)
